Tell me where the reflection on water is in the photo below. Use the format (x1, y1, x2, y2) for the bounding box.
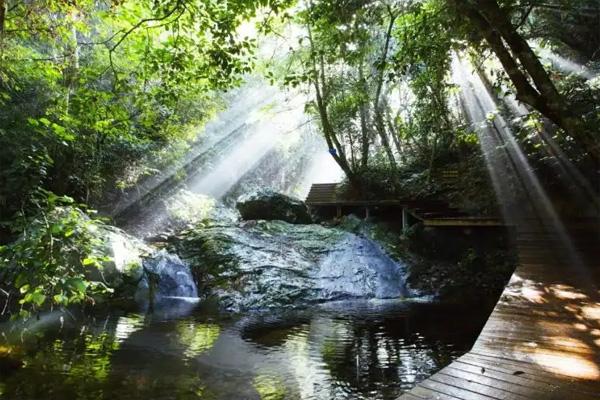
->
(0, 299, 491, 400)
(177, 322, 221, 360)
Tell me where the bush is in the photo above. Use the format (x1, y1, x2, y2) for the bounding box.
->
(0, 190, 113, 318)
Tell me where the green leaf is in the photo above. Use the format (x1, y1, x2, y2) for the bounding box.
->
(68, 278, 87, 293)
(31, 292, 46, 306)
(82, 257, 96, 266)
(53, 294, 68, 304)
(15, 273, 28, 289)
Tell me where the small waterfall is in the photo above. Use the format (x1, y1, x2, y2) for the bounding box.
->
(136, 250, 198, 301)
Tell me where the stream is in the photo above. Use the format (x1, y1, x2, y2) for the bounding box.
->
(0, 299, 492, 400)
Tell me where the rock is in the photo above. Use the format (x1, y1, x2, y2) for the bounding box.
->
(316, 234, 406, 300)
(95, 225, 151, 295)
(94, 225, 200, 303)
(236, 190, 312, 224)
(135, 250, 198, 303)
(166, 190, 239, 228)
(170, 220, 407, 311)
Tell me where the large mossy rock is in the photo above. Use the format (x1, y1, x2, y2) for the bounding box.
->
(236, 190, 312, 224)
(169, 220, 407, 311)
(92, 225, 151, 297)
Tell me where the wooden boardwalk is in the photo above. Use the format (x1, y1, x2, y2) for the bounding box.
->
(398, 225, 600, 399)
(305, 183, 504, 227)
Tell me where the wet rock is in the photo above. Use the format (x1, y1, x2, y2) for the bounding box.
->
(316, 235, 406, 300)
(170, 220, 407, 311)
(236, 190, 312, 224)
(95, 225, 151, 295)
(135, 250, 198, 302)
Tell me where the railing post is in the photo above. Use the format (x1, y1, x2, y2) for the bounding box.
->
(402, 207, 409, 233)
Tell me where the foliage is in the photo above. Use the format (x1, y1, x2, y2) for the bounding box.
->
(280, 0, 414, 177)
(0, 190, 112, 318)
(273, 0, 599, 216)
(402, 223, 516, 301)
(275, 0, 496, 201)
(521, 0, 600, 62)
(0, 0, 294, 223)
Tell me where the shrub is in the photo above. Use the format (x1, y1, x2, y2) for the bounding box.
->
(0, 190, 112, 318)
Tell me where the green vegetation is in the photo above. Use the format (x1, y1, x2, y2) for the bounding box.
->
(0, 190, 111, 317)
(0, 0, 291, 314)
(0, 0, 293, 222)
(276, 0, 599, 207)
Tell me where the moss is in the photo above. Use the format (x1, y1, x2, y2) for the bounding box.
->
(168, 227, 241, 295)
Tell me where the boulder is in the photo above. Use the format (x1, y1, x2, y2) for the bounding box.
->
(170, 219, 408, 311)
(97, 225, 150, 293)
(135, 250, 198, 302)
(236, 190, 312, 224)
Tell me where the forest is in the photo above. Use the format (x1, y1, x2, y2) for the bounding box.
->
(0, 0, 598, 399)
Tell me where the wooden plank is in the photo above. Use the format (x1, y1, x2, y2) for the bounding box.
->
(420, 379, 498, 400)
(452, 359, 562, 391)
(457, 355, 600, 395)
(472, 349, 600, 376)
(430, 372, 531, 400)
(441, 366, 555, 398)
(397, 230, 600, 399)
(409, 384, 470, 400)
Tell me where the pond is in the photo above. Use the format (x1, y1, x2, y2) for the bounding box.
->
(0, 299, 492, 400)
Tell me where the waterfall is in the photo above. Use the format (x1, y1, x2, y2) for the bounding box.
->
(136, 250, 198, 301)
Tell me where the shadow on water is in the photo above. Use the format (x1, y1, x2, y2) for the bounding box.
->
(0, 298, 494, 400)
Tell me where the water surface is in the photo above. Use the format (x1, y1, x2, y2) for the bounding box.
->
(0, 299, 492, 400)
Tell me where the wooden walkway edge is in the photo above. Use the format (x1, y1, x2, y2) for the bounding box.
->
(398, 227, 600, 399)
(305, 183, 505, 228)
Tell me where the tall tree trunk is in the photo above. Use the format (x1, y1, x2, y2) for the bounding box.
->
(476, 0, 591, 144)
(373, 7, 397, 169)
(0, 0, 5, 34)
(65, 25, 79, 116)
(307, 21, 355, 180)
(384, 101, 403, 158)
(452, 0, 599, 162)
(358, 60, 370, 169)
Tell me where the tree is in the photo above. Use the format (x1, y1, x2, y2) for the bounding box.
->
(283, 0, 414, 181)
(448, 0, 599, 162)
(0, 0, 292, 219)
